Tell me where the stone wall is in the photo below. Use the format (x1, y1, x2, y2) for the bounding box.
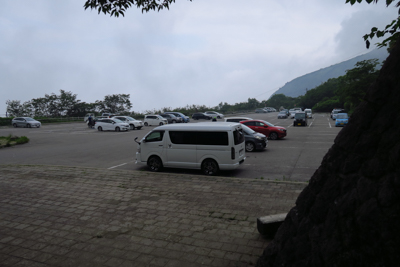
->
(257, 39, 400, 266)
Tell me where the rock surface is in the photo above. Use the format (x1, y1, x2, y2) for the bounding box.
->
(256, 40, 400, 266)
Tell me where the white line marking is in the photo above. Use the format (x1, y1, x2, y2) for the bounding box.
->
(308, 122, 313, 128)
(108, 163, 127, 169)
(328, 122, 332, 128)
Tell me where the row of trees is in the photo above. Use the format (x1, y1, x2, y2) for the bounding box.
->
(6, 90, 132, 117)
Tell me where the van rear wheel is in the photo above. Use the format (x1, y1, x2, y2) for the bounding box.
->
(201, 159, 219, 176)
(148, 156, 163, 172)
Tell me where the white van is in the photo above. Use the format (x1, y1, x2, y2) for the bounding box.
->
(135, 122, 246, 175)
(304, 109, 313, 118)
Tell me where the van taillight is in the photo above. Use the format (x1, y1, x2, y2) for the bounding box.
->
(231, 147, 235, 159)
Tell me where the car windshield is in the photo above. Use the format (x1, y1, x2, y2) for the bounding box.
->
(337, 114, 348, 119)
(125, 117, 135, 121)
(241, 124, 256, 134)
(279, 111, 286, 114)
(261, 120, 274, 127)
(295, 113, 306, 119)
(25, 118, 35, 121)
(305, 110, 311, 113)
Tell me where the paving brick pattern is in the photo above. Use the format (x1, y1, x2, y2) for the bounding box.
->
(0, 165, 306, 266)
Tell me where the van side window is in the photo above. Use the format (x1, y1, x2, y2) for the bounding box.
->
(197, 132, 228, 146)
(169, 131, 228, 146)
(233, 129, 245, 145)
(169, 131, 196, 144)
(145, 131, 164, 142)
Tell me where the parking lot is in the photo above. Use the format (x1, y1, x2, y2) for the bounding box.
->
(0, 112, 341, 182)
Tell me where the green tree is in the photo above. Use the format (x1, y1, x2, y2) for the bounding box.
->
(6, 100, 32, 117)
(84, 0, 192, 17)
(99, 94, 132, 114)
(346, 0, 400, 48)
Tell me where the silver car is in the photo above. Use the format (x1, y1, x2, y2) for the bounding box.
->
(12, 117, 41, 128)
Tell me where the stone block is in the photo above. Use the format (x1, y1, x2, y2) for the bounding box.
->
(257, 213, 287, 238)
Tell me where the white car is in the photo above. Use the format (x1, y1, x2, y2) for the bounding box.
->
(224, 117, 253, 122)
(144, 115, 168, 126)
(114, 116, 143, 130)
(204, 111, 224, 119)
(95, 118, 129, 132)
(304, 109, 313, 118)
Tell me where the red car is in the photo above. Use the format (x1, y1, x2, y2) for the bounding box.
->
(240, 120, 287, 140)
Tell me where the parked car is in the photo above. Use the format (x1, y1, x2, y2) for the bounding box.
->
(144, 115, 168, 126)
(164, 112, 190, 123)
(241, 124, 268, 152)
(225, 117, 253, 122)
(255, 108, 267, 113)
(114, 116, 143, 130)
(95, 118, 129, 131)
(277, 111, 288, 119)
(204, 111, 224, 119)
(335, 113, 349, 127)
(135, 122, 246, 176)
(331, 108, 344, 120)
(281, 109, 289, 116)
(101, 113, 116, 118)
(11, 117, 41, 128)
(293, 111, 308, 126)
(192, 113, 212, 120)
(304, 109, 313, 118)
(240, 120, 287, 140)
(289, 110, 296, 119)
(159, 113, 182, 124)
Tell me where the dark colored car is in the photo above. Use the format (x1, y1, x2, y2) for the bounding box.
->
(240, 120, 287, 140)
(241, 124, 268, 152)
(192, 113, 212, 120)
(293, 112, 308, 126)
(159, 113, 181, 123)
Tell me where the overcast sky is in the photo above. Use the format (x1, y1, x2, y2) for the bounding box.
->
(0, 0, 396, 115)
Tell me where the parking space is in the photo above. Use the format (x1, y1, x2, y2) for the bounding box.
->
(0, 113, 341, 182)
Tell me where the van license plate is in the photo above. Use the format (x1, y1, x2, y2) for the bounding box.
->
(298, 123, 301, 125)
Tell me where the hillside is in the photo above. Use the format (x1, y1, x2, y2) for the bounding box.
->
(272, 48, 389, 97)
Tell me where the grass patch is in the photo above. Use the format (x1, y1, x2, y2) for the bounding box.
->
(0, 135, 29, 148)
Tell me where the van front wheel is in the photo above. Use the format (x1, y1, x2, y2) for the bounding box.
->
(148, 156, 163, 172)
(201, 159, 219, 176)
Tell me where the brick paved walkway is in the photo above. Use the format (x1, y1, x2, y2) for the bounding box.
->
(0, 165, 306, 267)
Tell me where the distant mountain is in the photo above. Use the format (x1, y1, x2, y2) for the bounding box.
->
(272, 48, 389, 97)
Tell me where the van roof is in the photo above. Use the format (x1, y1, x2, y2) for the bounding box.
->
(154, 122, 242, 131)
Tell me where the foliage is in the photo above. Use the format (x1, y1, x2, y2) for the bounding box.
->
(0, 135, 29, 148)
(346, 0, 400, 48)
(96, 94, 132, 114)
(83, 0, 192, 17)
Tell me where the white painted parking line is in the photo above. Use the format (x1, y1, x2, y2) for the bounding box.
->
(328, 122, 332, 128)
(108, 163, 127, 169)
(308, 122, 313, 127)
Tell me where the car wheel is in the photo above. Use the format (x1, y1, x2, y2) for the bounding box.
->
(130, 125, 135, 130)
(98, 126, 103, 131)
(13, 123, 17, 128)
(201, 159, 219, 176)
(115, 127, 120, 132)
(147, 156, 163, 172)
(172, 120, 176, 123)
(27, 124, 31, 128)
(245, 142, 255, 152)
(144, 122, 148, 126)
(159, 122, 164, 126)
(137, 127, 142, 130)
(269, 132, 278, 140)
